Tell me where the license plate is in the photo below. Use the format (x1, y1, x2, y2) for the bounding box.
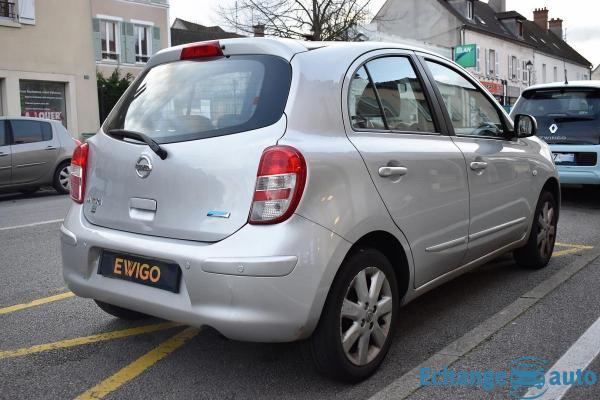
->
(98, 251, 181, 293)
(553, 153, 575, 164)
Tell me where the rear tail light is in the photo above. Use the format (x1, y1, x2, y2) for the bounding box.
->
(180, 41, 223, 60)
(249, 146, 307, 224)
(70, 143, 89, 203)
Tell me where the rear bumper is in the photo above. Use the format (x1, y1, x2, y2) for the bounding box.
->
(61, 205, 351, 342)
(550, 144, 600, 185)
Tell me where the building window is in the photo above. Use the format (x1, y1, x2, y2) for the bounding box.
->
(488, 49, 496, 77)
(511, 56, 518, 79)
(466, 1, 473, 20)
(19, 80, 68, 127)
(0, 0, 16, 19)
(542, 64, 547, 83)
(553, 66, 558, 82)
(135, 25, 151, 63)
(517, 21, 524, 37)
(100, 20, 119, 61)
(521, 60, 529, 83)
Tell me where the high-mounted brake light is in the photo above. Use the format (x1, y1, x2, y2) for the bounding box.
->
(249, 146, 307, 225)
(180, 41, 223, 60)
(70, 143, 89, 203)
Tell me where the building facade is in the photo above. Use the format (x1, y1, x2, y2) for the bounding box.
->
(593, 65, 600, 81)
(371, 0, 592, 107)
(0, 0, 100, 137)
(0, 0, 170, 138)
(92, 0, 170, 78)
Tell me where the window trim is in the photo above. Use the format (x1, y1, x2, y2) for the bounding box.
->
(347, 53, 442, 136)
(100, 19, 120, 62)
(419, 56, 513, 141)
(134, 24, 152, 64)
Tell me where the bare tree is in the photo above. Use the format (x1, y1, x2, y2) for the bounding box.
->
(218, 0, 372, 41)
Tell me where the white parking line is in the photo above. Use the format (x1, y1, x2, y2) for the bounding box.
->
(524, 315, 600, 400)
(0, 219, 64, 231)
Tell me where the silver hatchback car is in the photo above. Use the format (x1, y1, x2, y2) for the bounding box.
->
(61, 38, 559, 381)
(1, 117, 76, 195)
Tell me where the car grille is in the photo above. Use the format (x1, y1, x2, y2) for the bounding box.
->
(576, 152, 598, 166)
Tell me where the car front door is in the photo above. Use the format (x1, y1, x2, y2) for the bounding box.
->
(0, 120, 11, 186)
(9, 119, 59, 184)
(344, 52, 470, 288)
(422, 58, 533, 263)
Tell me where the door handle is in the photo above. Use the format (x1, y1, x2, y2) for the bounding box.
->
(378, 166, 408, 178)
(45, 146, 57, 150)
(0, 152, 7, 157)
(470, 161, 488, 171)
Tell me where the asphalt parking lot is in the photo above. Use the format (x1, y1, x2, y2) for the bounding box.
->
(1, 187, 600, 400)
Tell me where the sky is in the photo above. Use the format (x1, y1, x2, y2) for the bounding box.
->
(169, 0, 600, 68)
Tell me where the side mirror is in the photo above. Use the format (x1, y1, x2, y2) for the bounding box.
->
(513, 114, 537, 138)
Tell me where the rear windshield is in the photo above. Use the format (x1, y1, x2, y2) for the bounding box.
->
(512, 89, 600, 144)
(103, 55, 292, 144)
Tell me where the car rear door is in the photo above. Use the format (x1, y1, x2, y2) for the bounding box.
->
(344, 51, 470, 288)
(9, 119, 59, 184)
(0, 120, 11, 186)
(421, 56, 533, 263)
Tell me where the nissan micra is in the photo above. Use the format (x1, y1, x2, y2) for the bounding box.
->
(61, 38, 559, 382)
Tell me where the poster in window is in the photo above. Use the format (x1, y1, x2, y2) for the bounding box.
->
(19, 80, 67, 127)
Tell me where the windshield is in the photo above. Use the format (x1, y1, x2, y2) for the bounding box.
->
(512, 88, 600, 145)
(103, 55, 292, 144)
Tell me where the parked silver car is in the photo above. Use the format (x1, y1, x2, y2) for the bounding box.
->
(61, 38, 559, 381)
(0, 116, 76, 194)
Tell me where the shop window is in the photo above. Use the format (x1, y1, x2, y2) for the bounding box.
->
(19, 80, 67, 127)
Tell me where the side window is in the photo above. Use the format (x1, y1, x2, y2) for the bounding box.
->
(366, 57, 436, 133)
(0, 121, 7, 146)
(349, 67, 386, 130)
(10, 120, 51, 144)
(426, 61, 505, 138)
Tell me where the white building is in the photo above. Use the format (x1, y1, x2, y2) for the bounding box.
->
(592, 65, 600, 81)
(369, 0, 592, 107)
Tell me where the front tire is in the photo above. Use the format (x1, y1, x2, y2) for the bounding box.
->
(53, 161, 70, 194)
(310, 248, 398, 382)
(514, 190, 557, 269)
(94, 300, 149, 320)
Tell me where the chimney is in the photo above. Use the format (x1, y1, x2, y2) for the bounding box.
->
(253, 24, 265, 37)
(488, 0, 506, 13)
(533, 7, 549, 30)
(549, 18, 563, 38)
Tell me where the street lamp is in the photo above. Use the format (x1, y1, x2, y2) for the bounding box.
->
(526, 60, 533, 87)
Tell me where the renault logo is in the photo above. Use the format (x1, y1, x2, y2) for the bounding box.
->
(135, 156, 152, 179)
(549, 124, 558, 134)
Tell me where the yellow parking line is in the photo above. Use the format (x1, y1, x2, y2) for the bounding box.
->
(555, 242, 595, 250)
(553, 248, 589, 257)
(75, 327, 200, 400)
(0, 292, 75, 315)
(0, 322, 180, 360)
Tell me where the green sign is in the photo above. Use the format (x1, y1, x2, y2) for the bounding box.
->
(454, 44, 477, 68)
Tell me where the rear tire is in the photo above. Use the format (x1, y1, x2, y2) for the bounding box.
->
(94, 300, 149, 320)
(309, 248, 398, 382)
(514, 190, 557, 269)
(53, 161, 70, 194)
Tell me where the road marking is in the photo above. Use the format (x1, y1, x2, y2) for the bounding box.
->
(524, 315, 600, 400)
(369, 245, 600, 400)
(75, 327, 200, 400)
(0, 218, 64, 231)
(0, 322, 180, 359)
(0, 292, 75, 315)
(553, 243, 594, 258)
(555, 242, 594, 249)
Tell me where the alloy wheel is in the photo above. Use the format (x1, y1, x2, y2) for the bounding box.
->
(59, 165, 70, 191)
(340, 266, 393, 366)
(537, 201, 556, 259)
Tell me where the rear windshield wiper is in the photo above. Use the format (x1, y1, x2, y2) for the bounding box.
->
(106, 129, 168, 160)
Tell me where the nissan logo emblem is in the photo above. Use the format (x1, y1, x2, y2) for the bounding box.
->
(135, 155, 152, 178)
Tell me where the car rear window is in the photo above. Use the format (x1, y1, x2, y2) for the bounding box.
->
(513, 89, 600, 121)
(103, 55, 292, 144)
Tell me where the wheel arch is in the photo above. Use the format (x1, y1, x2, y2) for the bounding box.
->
(542, 177, 561, 221)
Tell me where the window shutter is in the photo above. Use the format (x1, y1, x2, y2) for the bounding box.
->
(484, 48, 489, 77)
(495, 50, 500, 78)
(152, 27, 161, 55)
(92, 18, 102, 61)
(508, 55, 512, 79)
(517, 59, 522, 83)
(123, 22, 136, 64)
(476, 46, 480, 73)
(18, 0, 35, 25)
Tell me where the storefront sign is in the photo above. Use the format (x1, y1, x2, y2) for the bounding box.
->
(480, 80, 504, 96)
(454, 44, 477, 68)
(20, 80, 67, 127)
